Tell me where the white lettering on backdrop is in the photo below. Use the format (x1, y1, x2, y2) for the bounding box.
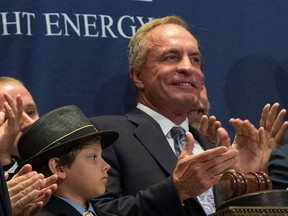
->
(0, 12, 153, 39)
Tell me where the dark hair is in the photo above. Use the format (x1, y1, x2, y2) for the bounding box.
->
(39, 136, 100, 177)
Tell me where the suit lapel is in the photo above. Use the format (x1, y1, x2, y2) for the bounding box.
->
(125, 109, 215, 175)
(189, 126, 215, 150)
(126, 109, 220, 207)
(126, 108, 177, 175)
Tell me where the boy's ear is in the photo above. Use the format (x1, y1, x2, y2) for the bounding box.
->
(48, 158, 66, 179)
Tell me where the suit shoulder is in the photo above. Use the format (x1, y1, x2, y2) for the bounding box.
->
(90, 115, 124, 121)
(89, 115, 133, 130)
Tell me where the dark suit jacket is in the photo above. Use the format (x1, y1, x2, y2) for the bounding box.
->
(35, 196, 111, 216)
(268, 143, 288, 189)
(0, 164, 12, 216)
(90, 108, 221, 216)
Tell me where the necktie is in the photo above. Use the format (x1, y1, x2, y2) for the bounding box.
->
(83, 211, 96, 216)
(170, 126, 186, 157)
(170, 126, 216, 215)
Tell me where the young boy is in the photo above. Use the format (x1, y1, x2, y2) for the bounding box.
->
(16, 105, 119, 216)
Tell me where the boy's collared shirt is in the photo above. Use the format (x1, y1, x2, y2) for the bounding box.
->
(57, 196, 97, 215)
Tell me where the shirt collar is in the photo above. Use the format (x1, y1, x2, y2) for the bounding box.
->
(56, 196, 96, 215)
(136, 103, 189, 135)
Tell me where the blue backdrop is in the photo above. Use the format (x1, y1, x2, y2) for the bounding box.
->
(1, 0, 288, 138)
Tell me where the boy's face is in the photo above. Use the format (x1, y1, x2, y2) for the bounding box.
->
(62, 140, 110, 201)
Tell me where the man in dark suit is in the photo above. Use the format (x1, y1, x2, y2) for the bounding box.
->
(91, 15, 267, 216)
